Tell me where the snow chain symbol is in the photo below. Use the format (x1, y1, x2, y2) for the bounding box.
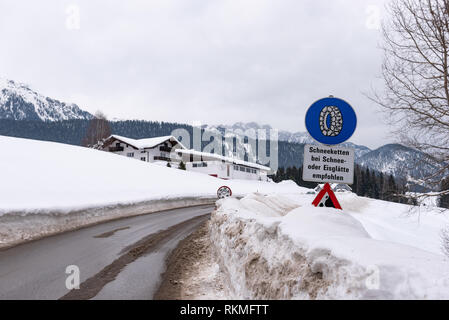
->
(319, 106, 343, 136)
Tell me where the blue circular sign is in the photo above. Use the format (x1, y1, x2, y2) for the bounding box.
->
(305, 97, 357, 145)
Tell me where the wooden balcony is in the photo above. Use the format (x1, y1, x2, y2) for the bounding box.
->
(159, 146, 172, 152)
(109, 146, 124, 152)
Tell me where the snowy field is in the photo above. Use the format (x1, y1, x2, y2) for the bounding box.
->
(0, 135, 302, 247)
(210, 192, 449, 299)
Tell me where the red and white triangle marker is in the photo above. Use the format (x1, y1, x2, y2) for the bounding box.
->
(312, 183, 342, 210)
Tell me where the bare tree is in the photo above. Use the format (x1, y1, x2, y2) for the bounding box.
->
(371, 0, 449, 200)
(81, 111, 111, 148)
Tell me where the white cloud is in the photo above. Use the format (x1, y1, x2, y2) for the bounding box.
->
(0, 0, 389, 148)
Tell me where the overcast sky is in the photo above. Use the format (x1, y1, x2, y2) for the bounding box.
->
(0, 0, 391, 149)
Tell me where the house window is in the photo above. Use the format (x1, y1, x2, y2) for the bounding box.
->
(193, 162, 208, 168)
(240, 166, 245, 172)
(246, 168, 251, 173)
(127, 153, 134, 157)
(116, 142, 120, 147)
(141, 157, 146, 161)
(141, 150, 146, 153)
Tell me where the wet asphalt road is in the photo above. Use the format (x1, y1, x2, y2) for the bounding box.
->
(0, 204, 214, 300)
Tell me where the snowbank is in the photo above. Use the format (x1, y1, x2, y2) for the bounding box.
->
(0, 136, 305, 247)
(210, 192, 449, 299)
(0, 197, 215, 248)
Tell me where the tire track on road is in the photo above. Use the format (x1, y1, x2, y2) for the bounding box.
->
(60, 214, 209, 300)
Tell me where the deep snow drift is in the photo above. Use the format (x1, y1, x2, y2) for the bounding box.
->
(210, 192, 449, 299)
(0, 135, 305, 247)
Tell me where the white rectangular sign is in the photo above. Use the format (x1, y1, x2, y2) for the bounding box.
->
(302, 144, 354, 184)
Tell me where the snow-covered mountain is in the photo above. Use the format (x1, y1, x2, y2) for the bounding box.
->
(357, 144, 440, 191)
(206, 122, 441, 190)
(0, 78, 93, 121)
(206, 122, 372, 159)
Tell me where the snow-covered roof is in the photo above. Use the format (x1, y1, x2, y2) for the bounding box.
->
(108, 135, 186, 150)
(175, 149, 271, 172)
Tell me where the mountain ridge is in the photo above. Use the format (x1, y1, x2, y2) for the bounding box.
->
(206, 122, 372, 159)
(357, 143, 440, 191)
(207, 122, 439, 191)
(0, 78, 93, 121)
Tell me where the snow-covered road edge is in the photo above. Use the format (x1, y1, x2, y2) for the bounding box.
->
(0, 197, 216, 249)
(209, 194, 449, 299)
(209, 201, 332, 299)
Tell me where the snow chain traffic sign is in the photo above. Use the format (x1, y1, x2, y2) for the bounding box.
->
(303, 144, 354, 184)
(304, 96, 357, 210)
(305, 96, 357, 145)
(312, 183, 342, 210)
(217, 186, 232, 199)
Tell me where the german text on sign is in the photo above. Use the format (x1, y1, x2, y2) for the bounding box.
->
(302, 144, 354, 184)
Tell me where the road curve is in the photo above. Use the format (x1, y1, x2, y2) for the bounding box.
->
(0, 204, 214, 300)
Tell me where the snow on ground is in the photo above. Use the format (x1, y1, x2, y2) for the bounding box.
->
(0, 136, 304, 213)
(406, 191, 440, 208)
(0, 135, 305, 247)
(210, 192, 449, 299)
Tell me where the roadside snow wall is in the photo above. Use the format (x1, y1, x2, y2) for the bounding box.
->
(0, 197, 215, 249)
(209, 193, 449, 299)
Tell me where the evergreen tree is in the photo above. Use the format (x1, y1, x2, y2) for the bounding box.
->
(371, 170, 380, 199)
(275, 168, 285, 182)
(352, 165, 359, 195)
(386, 174, 397, 202)
(379, 172, 384, 200)
(364, 168, 373, 197)
(440, 177, 449, 209)
(179, 161, 186, 170)
(360, 169, 367, 196)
